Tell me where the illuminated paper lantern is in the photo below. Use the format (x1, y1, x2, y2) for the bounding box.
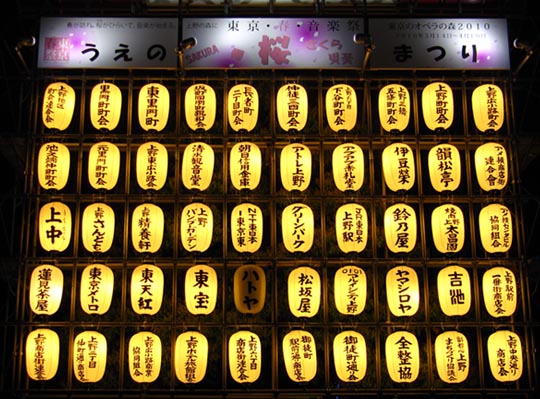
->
(386, 265, 420, 317)
(487, 330, 523, 382)
(175, 331, 208, 383)
(276, 83, 308, 132)
(228, 83, 259, 132)
(333, 330, 367, 382)
(482, 266, 517, 318)
(434, 331, 469, 383)
(428, 143, 461, 192)
(385, 331, 419, 383)
(138, 83, 169, 132)
(335, 203, 368, 253)
(288, 266, 320, 318)
(280, 143, 311, 192)
(128, 331, 161, 383)
(326, 84, 357, 132)
(229, 142, 262, 191)
(378, 83, 410, 133)
(228, 330, 261, 383)
(37, 142, 70, 190)
(384, 203, 417, 253)
(474, 142, 508, 192)
(422, 82, 454, 132)
(185, 264, 218, 315)
(231, 203, 263, 253)
(334, 265, 366, 315)
(281, 203, 314, 253)
(39, 201, 71, 252)
(437, 265, 471, 316)
(25, 328, 60, 381)
(181, 142, 214, 191)
(234, 264, 266, 314)
(472, 84, 504, 133)
(431, 203, 465, 254)
(136, 141, 168, 191)
(478, 203, 513, 254)
(42, 82, 75, 131)
(88, 141, 121, 191)
(180, 203, 213, 253)
(131, 203, 164, 254)
(29, 264, 63, 316)
(81, 203, 115, 253)
(282, 330, 317, 382)
(382, 142, 415, 192)
(73, 331, 107, 383)
(80, 264, 114, 315)
(332, 143, 364, 192)
(90, 82, 122, 131)
(185, 83, 216, 131)
(130, 264, 164, 316)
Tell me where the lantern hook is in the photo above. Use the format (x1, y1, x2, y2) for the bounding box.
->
(14, 35, 35, 75)
(176, 37, 197, 75)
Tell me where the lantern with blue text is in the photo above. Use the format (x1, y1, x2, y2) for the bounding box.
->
(229, 142, 262, 191)
(422, 82, 454, 132)
(382, 142, 415, 192)
(333, 330, 367, 382)
(38, 142, 70, 190)
(185, 264, 218, 315)
(180, 203, 213, 253)
(288, 266, 320, 318)
(42, 82, 75, 131)
(282, 330, 317, 382)
(335, 203, 368, 253)
(428, 143, 461, 192)
(80, 264, 114, 315)
(128, 331, 161, 383)
(326, 84, 357, 132)
(386, 265, 420, 317)
(175, 331, 208, 383)
(81, 203, 115, 253)
(334, 265, 366, 315)
(385, 331, 419, 383)
(332, 143, 364, 192)
(182, 142, 214, 191)
(482, 266, 517, 318)
(136, 141, 168, 191)
(487, 330, 523, 382)
(185, 83, 216, 131)
(29, 264, 63, 315)
(431, 203, 465, 254)
(434, 331, 469, 383)
(26, 328, 60, 381)
(130, 264, 164, 316)
(73, 330, 107, 383)
(234, 264, 266, 314)
(39, 201, 71, 252)
(228, 84, 259, 132)
(90, 82, 122, 131)
(280, 143, 311, 192)
(474, 142, 508, 192)
(228, 330, 261, 383)
(131, 203, 164, 254)
(88, 141, 121, 191)
(437, 265, 471, 316)
(138, 83, 169, 132)
(384, 203, 417, 253)
(378, 83, 410, 133)
(281, 203, 314, 253)
(472, 84, 504, 133)
(478, 203, 513, 254)
(277, 83, 308, 132)
(231, 203, 263, 253)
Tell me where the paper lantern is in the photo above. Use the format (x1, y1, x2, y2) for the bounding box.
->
(81, 203, 115, 253)
(136, 141, 168, 191)
(128, 331, 162, 383)
(478, 203, 513, 254)
(29, 264, 63, 316)
(334, 265, 367, 315)
(288, 266, 320, 318)
(378, 83, 410, 133)
(280, 143, 311, 192)
(229, 142, 262, 191)
(431, 203, 465, 254)
(384, 203, 417, 253)
(333, 330, 367, 382)
(90, 82, 122, 131)
(386, 265, 420, 317)
(428, 143, 461, 192)
(234, 264, 266, 314)
(80, 264, 114, 315)
(228, 84, 259, 132)
(181, 142, 214, 191)
(73, 331, 107, 383)
(88, 141, 121, 191)
(26, 328, 60, 381)
(437, 265, 471, 316)
(326, 84, 357, 132)
(37, 142, 70, 190)
(472, 84, 504, 133)
(482, 266, 517, 318)
(385, 331, 419, 383)
(474, 142, 508, 192)
(276, 83, 308, 132)
(180, 203, 213, 253)
(130, 264, 164, 316)
(434, 331, 469, 383)
(131, 203, 164, 254)
(42, 82, 75, 131)
(335, 203, 368, 253)
(138, 83, 169, 132)
(487, 330, 523, 382)
(281, 203, 314, 253)
(228, 330, 261, 383)
(185, 83, 216, 131)
(382, 142, 415, 192)
(332, 143, 364, 192)
(39, 201, 71, 252)
(282, 330, 317, 382)
(422, 82, 454, 132)
(231, 203, 263, 253)
(185, 264, 218, 315)
(175, 331, 208, 383)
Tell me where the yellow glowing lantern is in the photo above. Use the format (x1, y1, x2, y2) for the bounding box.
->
(334, 265, 366, 315)
(231, 203, 263, 253)
(487, 330, 523, 382)
(434, 331, 469, 383)
(42, 82, 76, 131)
(29, 264, 63, 316)
(384, 203, 417, 254)
(382, 142, 415, 192)
(128, 331, 162, 383)
(130, 264, 164, 316)
(73, 330, 107, 383)
(478, 203, 513, 254)
(282, 330, 317, 382)
(280, 143, 311, 192)
(326, 84, 357, 132)
(437, 265, 471, 316)
(81, 203, 115, 253)
(333, 330, 367, 382)
(39, 201, 71, 253)
(288, 266, 320, 318)
(228, 330, 261, 383)
(88, 141, 121, 191)
(80, 264, 114, 315)
(428, 143, 461, 192)
(138, 83, 169, 132)
(332, 143, 364, 192)
(386, 265, 420, 317)
(276, 83, 308, 132)
(180, 203, 213, 253)
(472, 84, 504, 133)
(385, 331, 419, 383)
(474, 142, 508, 192)
(431, 204, 465, 254)
(229, 142, 262, 191)
(185, 83, 216, 131)
(482, 266, 517, 318)
(26, 328, 60, 381)
(228, 83, 259, 132)
(181, 142, 214, 191)
(281, 203, 314, 253)
(185, 264, 218, 315)
(234, 264, 266, 314)
(175, 331, 208, 383)
(37, 142, 70, 191)
(335, 203, 368, 254)
(422, 82, 454, 132)
(136, 141, 168, 191)
(131, 203, 164, 254)
(90, 82, 122, 131)
(378, 83, 410, 133)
